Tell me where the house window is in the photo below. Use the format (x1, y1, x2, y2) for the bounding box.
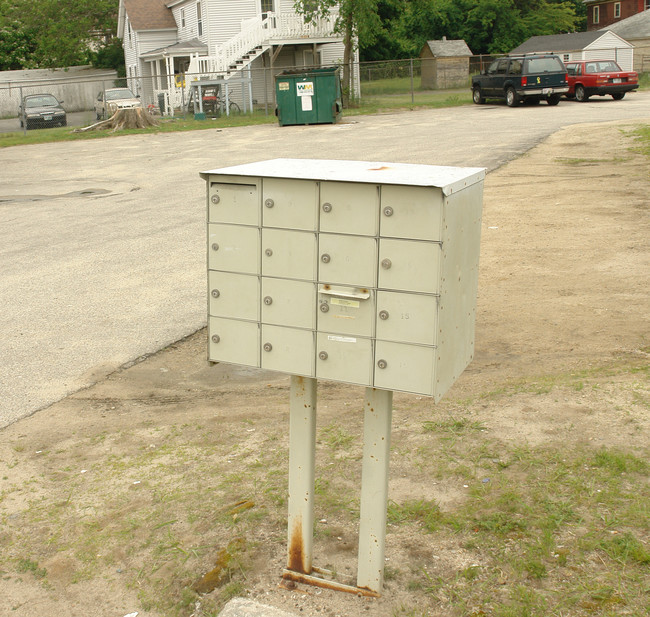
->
(593, 5, 600, 24)
(181, 8, 185, 28)
(563, 54, 570, 62)
(197, 2, 203, 36)
(614, 2, 620, 18)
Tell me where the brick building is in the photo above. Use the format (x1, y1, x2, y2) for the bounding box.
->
(584, 0, 650, 30)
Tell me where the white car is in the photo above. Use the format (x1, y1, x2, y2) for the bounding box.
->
(95, 88, 142, 120)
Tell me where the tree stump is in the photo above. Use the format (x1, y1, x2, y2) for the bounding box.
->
(75, 108, 159, 133)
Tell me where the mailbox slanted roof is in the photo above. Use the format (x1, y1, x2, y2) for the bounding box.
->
(201, 159, 485, 196)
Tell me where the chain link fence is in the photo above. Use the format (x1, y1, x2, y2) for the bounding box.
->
(1, 52, 647, 132)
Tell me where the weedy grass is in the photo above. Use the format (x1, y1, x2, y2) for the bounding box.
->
(1, 356, 648, 616)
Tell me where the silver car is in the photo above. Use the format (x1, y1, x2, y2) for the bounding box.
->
(95, 88, 142, 120)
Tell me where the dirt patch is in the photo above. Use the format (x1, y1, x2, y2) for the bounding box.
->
(0, 120, 648, 617)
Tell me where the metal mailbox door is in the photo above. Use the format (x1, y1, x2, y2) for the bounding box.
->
(261, 278, 317, 329)
(208, 271, 260, 321)
(208, 224, 260, 274)
(373, 341, 436, 396)
(378, 239, 441, 294)
(261, 325, 315, 377)
(380, 185, 443, 241)
(209, 316, 260, 367)
(318, 234, 377, 288)
(315, 333, 373, 386)
(375, 291, 438, 345)
(262, 178, 319, 231)
(317, 285, 375, 337)
(262, 229, 318, 280)
(319, 181, 380, 236)
(209, 178, 260, 226)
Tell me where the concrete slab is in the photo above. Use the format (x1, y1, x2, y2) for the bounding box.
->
(218, 598, 298, 617)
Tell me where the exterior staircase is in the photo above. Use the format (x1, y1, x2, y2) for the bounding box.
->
(187, 11, 338, 79)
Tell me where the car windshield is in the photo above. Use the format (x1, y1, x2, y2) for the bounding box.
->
(525, 57, 565, 73)
(586, 61, 621, 73)
(25, 95, 59, 108)
(106, 89, 136, 101)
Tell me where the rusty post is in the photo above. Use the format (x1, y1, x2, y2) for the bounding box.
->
(287, 375, 317, 574)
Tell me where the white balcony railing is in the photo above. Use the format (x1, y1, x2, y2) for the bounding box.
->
(189, 11, 339, 76)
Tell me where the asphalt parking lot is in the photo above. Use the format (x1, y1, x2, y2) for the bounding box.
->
(1, 92, 650, 427)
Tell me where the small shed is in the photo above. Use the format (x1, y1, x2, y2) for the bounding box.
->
(420, 38, 473, 90)
(601, 10, 650, 72)
(509, 30, 634, 71)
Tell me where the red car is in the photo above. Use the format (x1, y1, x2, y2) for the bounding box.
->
(565, 60, 638, 102)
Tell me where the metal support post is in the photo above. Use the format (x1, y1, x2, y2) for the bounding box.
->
(286, 375, 317, 574)
(357, 388, 393, 593)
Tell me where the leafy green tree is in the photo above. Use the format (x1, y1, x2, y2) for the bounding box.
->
(4, 0, 118, 68)
(294, 0, 383, 103)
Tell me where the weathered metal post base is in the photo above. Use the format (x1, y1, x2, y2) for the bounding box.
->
(281, 567, 380, 598)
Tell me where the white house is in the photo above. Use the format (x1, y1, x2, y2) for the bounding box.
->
(117, 0, 347, 114)
(509, 30, 635, 70)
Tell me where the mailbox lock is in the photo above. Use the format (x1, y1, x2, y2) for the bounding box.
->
(211, 195, 220, 205)
(264, 296, 273, 305)
(383, 206, 394, 217)
(211, 243, 219, 251)
(211, 289, 220, 298)
(264, 198, 274, 208)
(379, 310, 390, 320)
(263, 343, 273, 352)
(322, 202, 332, 213)
(318, 351, 328, 361)
(321, 253, 331, 263)
(377, 359, 388, 369)
(320, 302, 330, 313)
(381, 258, 392, 270)
(211, 335, 220, 344)
(265, 248, 273, 257)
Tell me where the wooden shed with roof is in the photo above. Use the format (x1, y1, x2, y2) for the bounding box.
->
(420, 38, 473, 89)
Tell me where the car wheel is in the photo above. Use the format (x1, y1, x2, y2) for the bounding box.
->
(575, 85, 588, 102)
(61, 119, 67, 127)
(472, 87, 485, 105)
(547, 95, 561, 106)
(612, 93, 625, 101)
(506, 87, 519, 107)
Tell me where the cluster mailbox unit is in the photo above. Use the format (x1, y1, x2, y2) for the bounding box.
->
(201, 158, 485, 594)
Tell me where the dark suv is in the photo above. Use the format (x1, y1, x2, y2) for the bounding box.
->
(472, 54, 569, 107)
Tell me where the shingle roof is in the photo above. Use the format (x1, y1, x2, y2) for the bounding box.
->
(601, 10, 650, 39)
(123, 0, 177, 31)
(510, 31, 606, 54)
(423, 39, 472, 57)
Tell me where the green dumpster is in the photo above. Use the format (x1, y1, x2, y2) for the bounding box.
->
(275, 68, 342, 126)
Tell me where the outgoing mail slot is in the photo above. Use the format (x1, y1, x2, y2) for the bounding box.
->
(208, 223, 260, 274)
(376, 291, 438, 345)
(209, 178, 260, 225)
(320, 181, 380, 236)
(373, 341, 436, 396)
(208, 271, 259, 321)
(380, 184, 443, 241)
(262, 178, 319, 231)
(209, 316, 259, 367)
(316, 332, 373, 386)
(262, 229, 318, 280)
(261, 325, 315, 377)
(378, 238, 441, 293)
(262, 278, 316, 329)
(318, 233, 377, 288)
(317, 284, 375, 337)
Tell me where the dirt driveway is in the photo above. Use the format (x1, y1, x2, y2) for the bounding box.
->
(0, 119, 648, 617)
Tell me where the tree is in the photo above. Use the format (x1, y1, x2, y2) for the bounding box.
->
(294, 0, 383, 104)
(4, 0, 118, 69)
